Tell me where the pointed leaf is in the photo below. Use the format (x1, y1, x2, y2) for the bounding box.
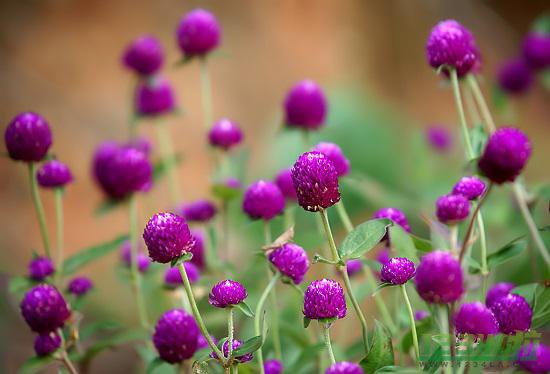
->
(422, 346, 443, 373)
(339, 219, 392, 260)
(232, 336, 262, 357)
(486, 239, 526, 270)
(410, 235, 432, 252)
(9, 276, 36, 295)
(146, 357, 166, 374)
(211, 183, 241, 201)
(17, 355, 55, 374)
(235, 301, 254, 318)
(389, 225, 419, 263)
(303, 317, 311, 329)
(192, 348, 212, 363)
(359, 320, 394, 372)
(63, 234, 128, 275)
(373, 282, 395, 296)
(171, 251, 193, 267)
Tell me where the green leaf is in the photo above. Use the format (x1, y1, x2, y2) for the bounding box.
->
(17, 355, 56, 374)
(533, 14, 550, 33)
(389, 225, 419, 263)
(303, 317, 311, 328)
(339, 219, 392, 260)
(399, 318, 432, 354)
(492, 86, 508, 115)
(192, 348, 212, 363)
(359, 320, 394, 373)
(79, 320, 123, 340)
(152, 154, 183, 182)
(235, 301, 254, 318)
(372, 282, 395, 296)
(486, 239, 526, 270)
(285, 343, 324, 373)
(63, 234, 128, 275)
(211, 183, 242, 201)
(428, 219, 449, 251)
(232, 336, 262, 357)
(9, 276, 36, 295)
(410, 235, 432, 252)
(78, 328, 149, 364)
(375, 366, 419, 373)
(514, 283, 550, 329)
(470, 123, 488, 159)
(313, 253, 342, 266)
(146, 357, 166, 374)
(464, 256, 482, 274)
(360, 258, 382, 272)
(422, 346, 443, 373)
(170, 251, 193, 267)
(95, 198, 125, 216)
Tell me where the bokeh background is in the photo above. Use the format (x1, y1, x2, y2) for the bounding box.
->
(1, 1, 549, 373)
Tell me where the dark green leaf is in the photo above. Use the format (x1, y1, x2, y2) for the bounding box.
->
(464, 256, 482, 274)
(511, 283, 538, 306)
(373, 282, 395, 296)
(152, 154, 183, 182)
(533, 14, 550, 33)
(422, 346, 443, 373)
(17, 355, 56, 374)
(515, 283, 550, 329)
(389, 225, 419, 263)
(359, 320, 394, 373)
(303, 317, 311, 328)
(339, 219, 392, 260)
(410, 235, 432, 252)
(235, 301, 254, 318)
(486, 239, 526, 270)
(146, 357, 166, 374)
(9, 276, 36, 294)
(232, 336, 262, 357)
(63, 234, 129, 275)
(192, 348, 212, 363)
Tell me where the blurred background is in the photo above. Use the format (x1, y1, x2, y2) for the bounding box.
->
(1, 0, 549, 372)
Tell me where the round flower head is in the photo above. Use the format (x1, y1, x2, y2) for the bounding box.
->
(312, 142, 351, 177)
(34, 332, 61, 356)
(4, 112, 52, 162)
(452, 176, 486, 200)
(325, 361, 365, 374)
(268, 243, 310, 284)
(497, 59, 533, 95)
(415, 310, 429, 321)
(426, 19, 480, 77)
(189, 229, 206, 269)
(264, 359, 283, 374)
(291, 151, 340, 212)
(275, 168, 297, 201)
(179, 199, 217, 223)
(517, 343, 550, 374)
(346, 259, 363, 277)
(478, 127, 531, 184)
(36, 160, 73, 188)
(143, 212, 195, 264)
(303, 279, 346, 320)
(67, 276, 93, 297)
(209, 279, 247, 308)
(485, 282, 515, 309)
(426, 125, 452, 152)
(380, 257, 416, 285)
(211, 338, 253, 363)
(164, 263, 200, 288)
(176, 9, 221, 58)
(454, 302, 499, 336)
(242, 180, 285, 220)
(135, 76, 175, 116)
(490, 293, 532, 335)
(208, 118, 243, 150)
(522, 32, 550, 70)
(284, 80, 327, 130)
(153, 309, 199, 363)
(372, 207, 411, 232)
(20, 284, 70, 333)
(197, 334, 217, 350)
(123, 35, 164, 76)
(28, 256, 55, 281)
(126, 136, 153, 156)
(415, 250, 464, 304)
(435, 194, 470, 224)
(120, 240, 151, 273)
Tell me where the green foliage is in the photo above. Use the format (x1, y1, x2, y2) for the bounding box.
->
(339, 219, 392, 260)
(232, 336, 262, 357)
(389, 225, 419, 263)
(63, 234, 128, 275)
(360, 320, 395, 373)
(235, 301, 254, 318)
(17, 356, 55, 374)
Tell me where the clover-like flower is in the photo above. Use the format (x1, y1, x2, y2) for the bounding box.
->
(268, 243, 310, 284)
(497, 58, 533, 95)
(164, 263, 200, 288)
(522, 32, 550, 70)
(275, 168, 297, 201)
(36, 160, 73, 188)
(415, 250, 464, 304)
(67, 276, 93, 297)
(325, 361, 364, 374)
(517, 343, 550, 374)
(143, 212, 195, 264)
(303, 279, 346, 320)
(176, 9, 221, 58)
(28, 257, 55, 281)
(454, 302, 499, 336)
(372, 207, 411, 232)
(20, 284, 71, 333)
(4, 112, 52, 162)
(211, 338, 253, 363)
(153, 309, 199, 363)
(426, 125, 452, 152)
(490, 293, 532, 335)
(452, 176, 486, 201)
(312, 142, 350, 177)
(284, 80, 327, 130)
(208, 118, 243, 150)
(208, 279, 247, 308)
(264, 359, 283, 374)
(135, 76, 175, 116)
(435, 194, 470, 224)
(380, 257, 415, 285)
(123, 35, 164, 76)
(242, 180, 285, 220)
(34, 332, 61, 357)
(485, 282, 515, 309)
(179, 199, 217, 223)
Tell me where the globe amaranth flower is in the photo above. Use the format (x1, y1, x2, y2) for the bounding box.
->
(20, 284, 71, 333)
(67, 276, 93, 297)
(211, 338, 253, 363)
(454, 302, 499, 336)
(372, 207, 411, 232)
(120, 240, 151, 272)
(380, 257, 416, 285)
(415, 310, 429, 321)
(435, 194, 470, 224)
(478, 127, 531, 184)
(426, 19, 480, 77)
(346, 259, 363, 277)
(490, 293, 532, 334)
(275, 168, 297, 201)
(485, 282, 515, 309)
(4, 112, 52, 162)
(264, 359, 283, 374)
(208, 279, 247, 308)
(268, 243, 310, 284)
(135, 76, 175, 116)
(522, 32, 550, 70)
(325, 361, 365, 374)
(208, 118, 243, 150)
(497, 58, 533, 95)
(197, 334, 217, 350)
(303, 279, 346, 320)
(312, 142, 350, 177)
(242, 180, 285, 220)
(284, 80, 327, 130)
(517, 343, 550, 374)
(126, 136, 153, 156)
(36, 160, 73, 188)
(291, 151, 340, 212)
(34, 331, 61, 356)
(176, 9, 221, 58)
(164, 263, 200, 288)
(143, 212, 195, 264)
(28, 256, 55, 281)
(153, 309, 199, 363)
(123, 35, 164, 76)
(179, 199, 217, 223)
(452, 176, 486, 200)
(415, 250, 464, 304)
(426, 125, 452, 152)
(188, 229, 205, 269)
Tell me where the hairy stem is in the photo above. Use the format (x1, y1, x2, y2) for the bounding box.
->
(200, 57, 213, 130)
(254, 272, 280, 374)
(466, 75, 496, 133)
(28, 162, 51, 258)
(322, 325, 336, 365)
(263, 221, 282, 361)
(155, 122, 182, 205)
(129, 195, 149, 328)
(450, 69, 475, 158)
(227, 308, 234, 363)
(54, 188, 64, 282)
(401, 285, 420, 367)
(459, 185, 492, 263)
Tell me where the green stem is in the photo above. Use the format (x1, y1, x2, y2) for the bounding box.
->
(335, 201, 353, 233)
(155, 122, 182, 205)
(401, 285, 420, 367)
(466, 75, 496, 132)
(54, 188, 64, 280)
(449, 68, 475, 158)
(476, 208, 489, 298)
(28, 162, 51, 258)
(322, 325, 336, 365)
(449, 225, 458, 255)
(438, 307, 451, 374)
(283, 205, 295, 229)
(129, 195, 149, 328)
(254, 272, 281, 374)
(200, 57, 213, 130)
(58, 328, 79, 374)
(227, 307, 234, 363)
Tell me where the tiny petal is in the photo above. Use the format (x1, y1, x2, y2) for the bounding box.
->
(454, 302, 499, 336)
(34, 332, 61, 356)
(28, 257, 55, 281)
(264, 359, 283, 374)
(485, 282, 515, 309)
(135, 76, 176, 116)
(208, 118, 243, 150)
(452, 176, 486, 200)
(346, 259, 363, 277)
(325, 361, 364, 374)
(67, 276, 93, 297)
(372, 207, 411, 233)
(211, 338, 253, 363)
(123, 35, 164, 76)
(179, 199, 217, 223)
(312, 142, 350, 177)
(164, 263, 200, 288)
(275, 168, 297, 201)
(490, 293, 532, 335)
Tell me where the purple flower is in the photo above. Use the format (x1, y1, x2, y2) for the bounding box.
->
(415, 310, 429, 321)
(485, 282, 515, 309)
(120, 240, 151, 272)
(36, 160, 73, 188)
(426, 125, 452, 152)
(490, 293, 532, 335)
(517, 343, 550, 374)
(303, 279, 346, 321)
(372, 207, 411, 232)
(208, 279, 247, 308)
(153, 309, 199, 363)
(268, 243, 310, 284)
(452, 176, 486, 200)
(211, 338, 253, 363)
(454, 302, 499, 336)
(197, 334, 217, 350)
(325, 361, 364, 374)
(426, 20, 480, 77)
(284, 80, 327, 130)
(20, 284, 71, 333)
(126, 136, 153, 156)
(380, 257, 415, 285)
(143, 212, 195, 264)
(123, 35, 164, 76)
(164, 263, 200, 288)
(67, 276, 93, 297)
(34, 332, 61, 356)
(4, 112, 52, 162)
(242, 180, 285, 220)
(223, 176, 242, 190)
(346, 259, 363, 277)
(478, 127, 531, 184)
(264, 359, 283, 374)
(415, 250, 464, 304)
(189, 229, 206, 269)
(275, 168, 297, 201)
(435, 194, 470, 224)
(208, 119, 243, 150)
(312, 142, 351, 177)
(179, 199, 217, 223)
(497, 58, 533, 95)
(291, 151, 340, 212)
(28, 257, 55, 281)
(135, 76, 175, 116)
(176, 9, 221, 58)
(522, 32, 550, 70)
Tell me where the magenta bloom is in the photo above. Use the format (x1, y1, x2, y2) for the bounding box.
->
(28, 257, 55, 281)
(211, 338, 253, 363)
(123, 35, 164, 76)
(522, 32, 550, 70)
(312, 142, 351, 177)
(126, 136, 153, 156)
(34, 332, 61, 356)
(120, 240, 151, 272)
(135, 76, 175, 116)
(208, 119, 243, 150)
(242, 180, 285, 220)
(189, 229, 206, 269)
(426, 125, 452, 152)
(325, 361, 364, 374)
(164, 263, 200, 288)
(176, 9, 221, 58)
(304, 279, 346, 320)
(20, 284, 70, 333)
(275, 168, 297, 201)
(223, 176, 242, 190)
(67, 276, 93, 297)
(4, 112, 52, 162)
(197, 334, 217, 350)
(179, 199, 217, 223)
(284, 80, 327, 130)
(268, 243, 310, 284)
(143, 212, 195, 264)
(485, 282, 515, 309)
(372, 207, 411, 232)
(208, 279, 247, 308)
(153, 309, 199, 363)
(291, 151, 340, 212)
(517, 343, 550, 374)
(346, 259, 363, 277)
(490, 293, 532, 335)
(380, 257, 415, 285)
(497, 58, 533, 95)
(478, 127, 531, 184)
(264, 359, 283, 374)
(415, 250, 464, 304)
(415, 310, 429, 321)
(454, 302, 499, 336)
(452, 176, 486, 200)
(36, 160, 73, 188)
(435, 194, 470, 224)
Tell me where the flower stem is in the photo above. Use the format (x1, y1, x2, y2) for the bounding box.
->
(322, 324, 336, 365)
(254, 272, 280, 374)
(400, 285, 420, 367)
(465, 75, 496, 133)
(200, 57, 213, 130)
(54, 188, 65, 281)
(449, 68, 475, 159)
(227, 307, 234, 363)
(284, 206, 295, 229)
(155, 121, 182, 205)
(459, 184, 492, 264)
(58, 328, 79, 374)
(449, 225, 458, 255)
(28, 162, 51, 258)
(476, 207, 489, 298)
(438, 306, 451, 374)
(335, 201, 353, 233)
